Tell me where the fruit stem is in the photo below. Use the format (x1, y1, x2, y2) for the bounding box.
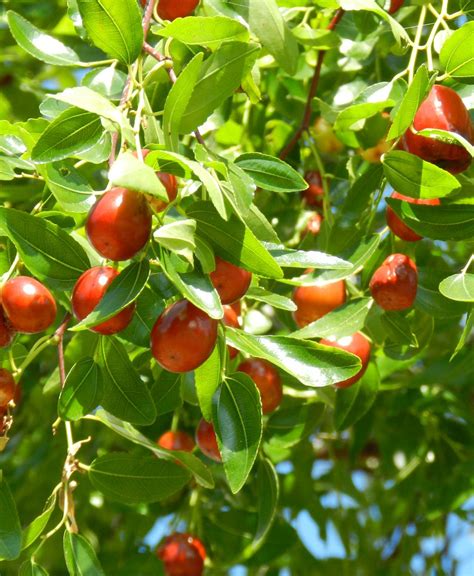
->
(425, 0, 449, 71)
(171, 409, 180, 432)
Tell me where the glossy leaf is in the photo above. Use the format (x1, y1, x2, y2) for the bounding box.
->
(152, 371, 183, 416)
(195, 344, 222, 422)
(63, 532, 105, 576)
(58, 359, 103, 421)
(246, 287, 297, 312)
(109, 152, 167, 200)
(235, 153, 307, 193)
(43, 163, 97, 213)
(213, 373, 263, 493)
(440, 21, 474, 82)
(158, 16, 249, 49)
(439, 273, 474, 303)
(226, 328, 362, 388)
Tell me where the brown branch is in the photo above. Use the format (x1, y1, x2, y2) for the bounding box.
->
(280, 9, 345, 160)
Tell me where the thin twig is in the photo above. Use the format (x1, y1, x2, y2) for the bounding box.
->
(280, 9, 345, 160)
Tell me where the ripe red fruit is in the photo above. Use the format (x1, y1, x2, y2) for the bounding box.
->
(388, 0, 404, 14)
(196, 419, 221, 462)
(157, 430, 195, 452)
(370, 254, 418, 311)
(222, 305, 240, 360)
(86, 187, 152, 261)
(210, 257, 252, 305)
(0, 310, 14, 348)
(157, 533, 206, 576)
(0, 369, 15, 409)
(157, 0, 200, 20)
(151, 300, 218, 373)
(302, 171, 324, 207)
(293, 279, 346, 328)
(238, 358, 282, 414)
(386, 192, 441, 242)
(319, 333, 371, 388)
(72, 267, 135, 335)
(1, 277, 56, 333)
(402, 85, 473, 174)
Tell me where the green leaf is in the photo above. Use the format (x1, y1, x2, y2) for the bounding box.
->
(195, 344, 222, 422)
(213, 374, 263, 493)
(383, 151, 461, 199)
(440, 21, 474, 83)
(292, 298, 373, 340)
(89, 453, 192, 504)
(416, 128, 474, 157)
(386, 198, 474, 241)
(31, 107, 103, 163)
(164, 53, 203, 152)
(267, 246, 352, 270)
(292, 27, 340, 49)
(245, 459, 279, 555)
(335, 101, 394, 132)
(187, 202, 283, 279)
(234, 153, 307, 193)
(451, 307, 473, 359)
(89, 409, 214, 488)
(71, 260, 150, 331)
(119, 287, 165, 348)
(387, 65, 435, 141)
(0, 158, 15, 181)
(334, 363, 379, 430)
(63, 532, 105, 576)
(109, 152, 167, 200)
(7, 11, 82, 66)
(154, 220, 196, 263)
(226, 328, 362, 388)
(22, 493, 57, 550)
(43, 163, 97, 213)
(439, 273, 474, 302)
(157, 16, 249, 49)
(0, 476, 21, 561)
(180, 42, 260, 133)
(234, 0, 299, 75)
(58, 359, 103, 421)
(77, 0, 143, 64)
(266, 404, 325, 449)
(152, 371, 183, 416)
(97, 337, 156, 425)
(381, 311, 417, 346)
(246, 287, 297, 312)
(19, 561, 49, 576)
(159, 250, 224, 320)
(0, 207, 90, 289)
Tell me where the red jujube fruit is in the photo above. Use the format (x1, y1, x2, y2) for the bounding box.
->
(157, 0, 200, 20)
(1, 277, 56, 333)
(386, 192, 441, 242)
(0, 369, 15, 409)
(370, 254, 418, 311)
(238, 358, 282, 414)
(157, 430, 195, 452)
(151, 300, 217, 373)
(302, 171, 324, 207)
(72, 267, 135, 335)
(210, 257, 252, 304)
(196, 418, 221, 462)
(319, 333, 371, 388)
(293, 279, 346, 327)
(86, 187, 152, 261)
(402, 85, 473, 174)
(157, 532, 206, 576)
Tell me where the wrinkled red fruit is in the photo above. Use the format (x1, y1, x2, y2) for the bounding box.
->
(223, 305, 240, 360)
(402, 85, 473, 174)
(72, 267, 135, 335)
(302, 171, 324, 207)
(157, 0, 200, 20)
(157, 430, 195, 452)
(293, 279, 346, 328)
(0, 369, 15, 409)
(86, 187, 152, 261)
(1, 277, 56, 334)
(0, 309, 14, 348)
(388, 0, 404, 14)
(386, 192, 441, 242)
(151, 300, 218, 373)
(210, 257, 252, 305)
(157, 532, 206, 576)
(238, 358, 282, 414)
(320, 333, 371, 389)
(196, 419, 221, 462)
(370, 254, 418, 311)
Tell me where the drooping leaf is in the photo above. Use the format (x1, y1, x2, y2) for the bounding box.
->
(439, 273, 474, 302)
(22, 493, 57, 550)
(195, 344, 222, 422)
(0, 476, 22, 561)
(58, 359, 103, 421)
(63, 532, 105, 576)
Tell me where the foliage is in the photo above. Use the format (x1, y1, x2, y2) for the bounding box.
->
(0, 0, 473, 574)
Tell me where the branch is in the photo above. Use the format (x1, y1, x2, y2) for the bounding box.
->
(280, 9, 345, 160)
